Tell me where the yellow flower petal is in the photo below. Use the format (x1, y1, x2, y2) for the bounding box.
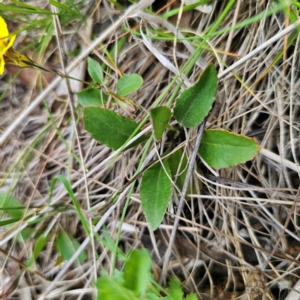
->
(3, 34, 16, 53)
(0, 55, 5, 74)
(0, 17, 16, 74)
(0, 16, 9, 39)
(0, 17, 45, 74)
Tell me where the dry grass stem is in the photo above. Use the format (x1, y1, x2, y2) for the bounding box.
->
(1, 1, 300, 299)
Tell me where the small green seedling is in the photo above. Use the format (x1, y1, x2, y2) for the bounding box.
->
(80, 58, 145, 150)
(95, 249, 197, 300)
(80, 60, 261, 231)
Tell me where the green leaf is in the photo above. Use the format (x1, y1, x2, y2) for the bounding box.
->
(77, 88, 107, 107)
(146, 293, 172, 300)
(87, 57, 103, 84)
(0, 218, 22, 226)
(168, 277, 183, 300)
(49, 175, 90, 237)
(17, 228, 35, 241)
(96, 277, 138, 300)
(27, 235, 49, 268)
(140, 161, 172, 231)
(50, 0, 83, 18)
(84, 107, 144, 150)
(33, 236, 49, 260)
(185, 294, 198, 300)
(150, 106, 172, 140)
(117, 74, 143, 97)
(55, 231, 87, 263)
(173, 65, 217, 128)
(167, 149, 188, 191)
(123, 249, 152, 295)
(102, 231, 127, 260)
(199, 130, 261, 169)
(0, 192, 25, 219)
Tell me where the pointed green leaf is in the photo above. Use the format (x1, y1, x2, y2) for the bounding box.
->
(140, 161, 172, 231)
(49, 175, 90, 237)
(55, 231, 87, 263)
(0, 192, 24, 219)
(17, 228, 35, 241)
(84, 107, 145, 150)
(199, 130, 261, 169)
(96, 277, 137, 300)
(168, 277, 184, 300)
(87, 57, 103, 84)
(123, 249, 152, 295)
(77, 88, 107, 107)
(173, 65, 217, 128)
(185, 294, 198, 300)
(150, 106, 172, 140)
(27, 235, 50, 268)
(33, 236, 49, 260)
(146, 293, 172, 300)
(0, 218, 22, 226)
(117, 74, 143, 97)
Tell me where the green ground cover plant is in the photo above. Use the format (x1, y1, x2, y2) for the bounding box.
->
(1, 1, 300, 299)
(96, 249, 197, 300)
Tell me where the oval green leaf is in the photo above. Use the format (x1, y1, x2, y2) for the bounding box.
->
(140, 161, 172, 231)
(150, 106, 172, 140)
(0, 192, 24, 219)
(55, 231, 87, 263)
(87, 57, 103, 84)
(84, 107, 143, 150)
(123, 249, 152, 295)
(117, 74, 143, 97)
(77, 88, 107, 107)
(173, 65, 217, 128)
(199, 130, 261, 169)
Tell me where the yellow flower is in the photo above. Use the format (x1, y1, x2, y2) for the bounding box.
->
(0, 16, 40, 74)
(0, 16, 16, 74)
